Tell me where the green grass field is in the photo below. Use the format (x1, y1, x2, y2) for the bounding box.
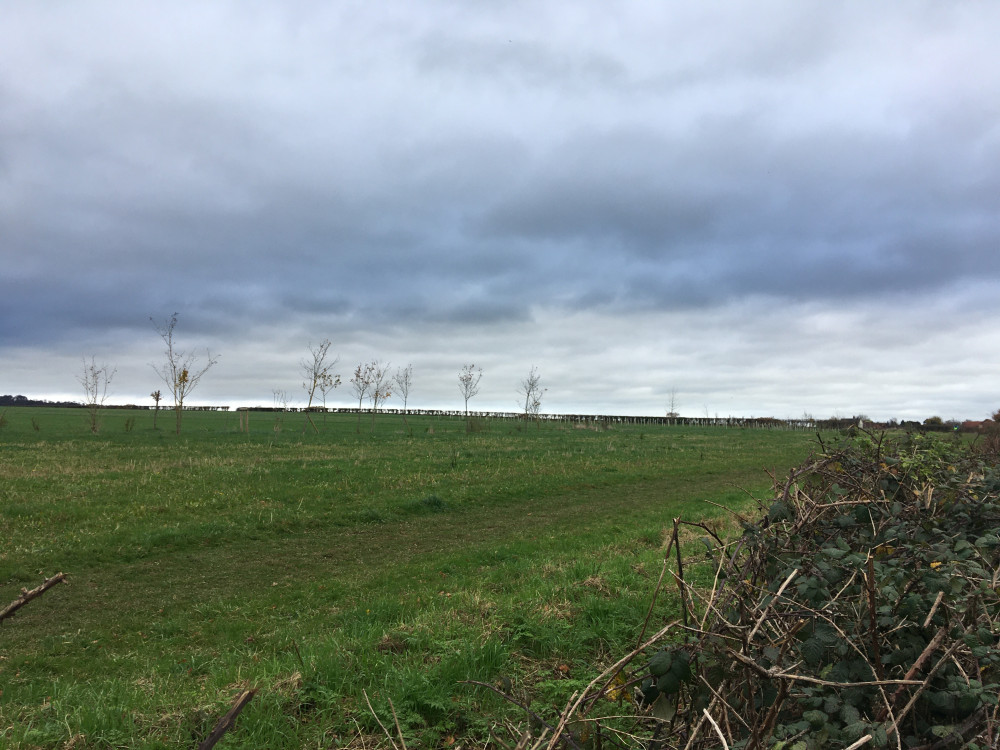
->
(0, 407, 821, 748)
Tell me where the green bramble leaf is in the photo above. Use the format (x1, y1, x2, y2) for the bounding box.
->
(648, 650, 672, 678)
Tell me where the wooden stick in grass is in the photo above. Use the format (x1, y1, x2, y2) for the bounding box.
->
(198, 689, 256, 750)
(0, 573, 66, 624)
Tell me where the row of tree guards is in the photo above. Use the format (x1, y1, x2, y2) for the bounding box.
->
(137, 405, 832, 430)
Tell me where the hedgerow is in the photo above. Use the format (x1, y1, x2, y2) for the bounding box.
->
(513, 432, 1000, 749)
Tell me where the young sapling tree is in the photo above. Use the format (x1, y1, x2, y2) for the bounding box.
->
(350, 363, 373, 434)
(393, 364, 413, 432)
(150, 313, 219, 435)
(666, 388, 679, 419)
(150, 390, 162, 429)
(318, 367, 340, 426)
(458, 364, 482, 429)
(272, 389, 290, 431)
(366, 361, 392, 432)
(78, 356, 116, 434)
(301, 339, 340, 433)
(517, 365, 545, 426)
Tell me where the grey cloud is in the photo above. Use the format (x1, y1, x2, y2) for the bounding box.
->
(415, 31, 628, 94)
(3, 1, 1000, 418)
(469, 101, 1000, 307)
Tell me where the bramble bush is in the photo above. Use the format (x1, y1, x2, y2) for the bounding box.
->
(518, 431, 1000, 749)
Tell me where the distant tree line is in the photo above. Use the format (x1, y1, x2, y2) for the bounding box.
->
(0, 395, 83, 408)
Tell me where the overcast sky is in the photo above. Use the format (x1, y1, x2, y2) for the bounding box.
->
(2, 1, 998, 420)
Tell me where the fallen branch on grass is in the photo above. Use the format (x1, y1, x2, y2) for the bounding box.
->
(0, 572, 67, 624)
(197, 688, 256, 750)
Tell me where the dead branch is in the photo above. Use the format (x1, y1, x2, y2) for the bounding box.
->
(0, 572, 66, 624)
(197, 688, 255, 750)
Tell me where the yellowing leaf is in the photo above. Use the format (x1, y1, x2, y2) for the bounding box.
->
(607, 671, 631, 702)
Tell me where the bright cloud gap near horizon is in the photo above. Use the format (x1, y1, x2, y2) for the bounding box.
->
(2, 1, 998, 422)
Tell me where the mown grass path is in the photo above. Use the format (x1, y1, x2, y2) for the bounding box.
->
(61, 471, 734, 623)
